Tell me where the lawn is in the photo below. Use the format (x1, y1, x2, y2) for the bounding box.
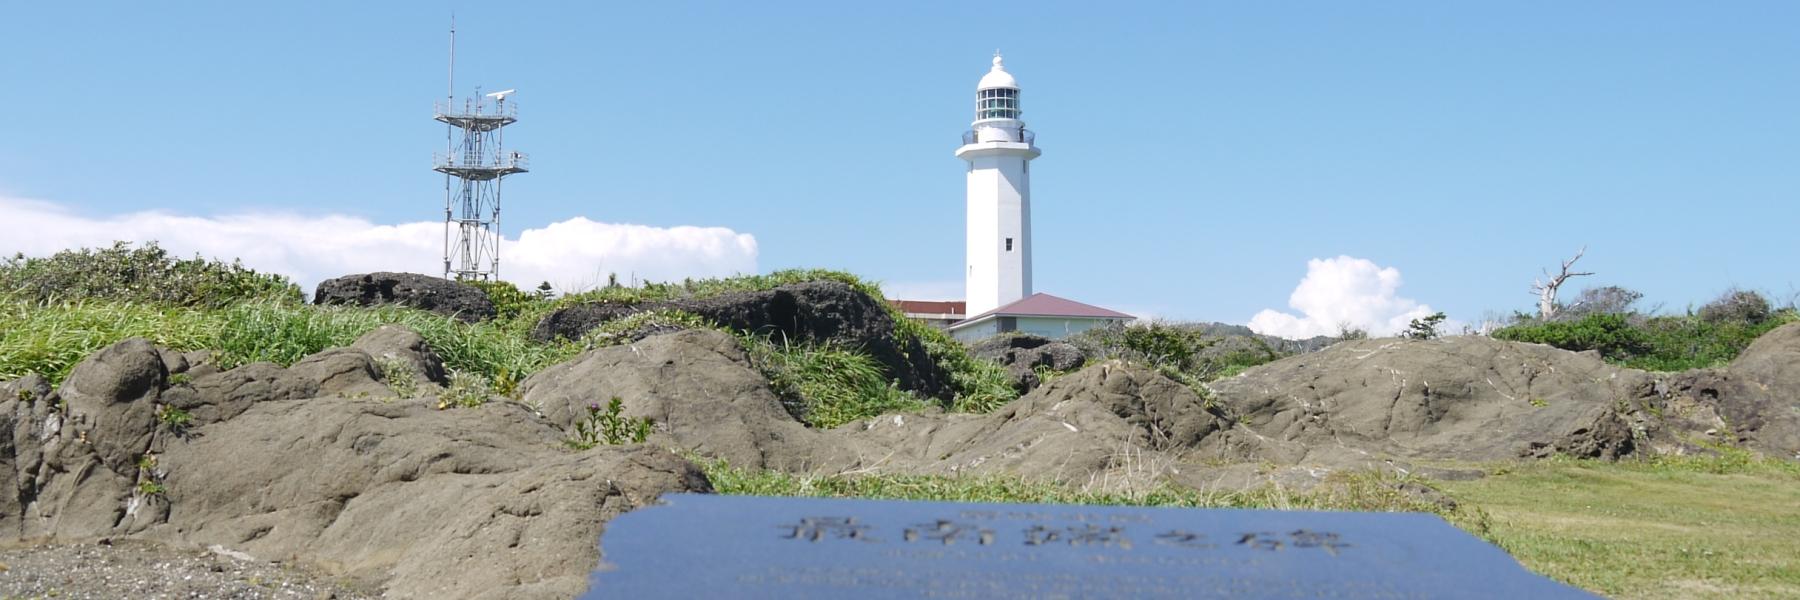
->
(1440, 457, 1800, 599)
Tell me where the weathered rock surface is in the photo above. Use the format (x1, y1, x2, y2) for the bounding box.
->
(531, 281, 956, 400)
(313, 272, 496, 323)
(968, 333, 1086, 393)
(352, 324, 450, 386)
(1208, 336, 1641, 463)
(0, 338, 709, 599)
(520, 329, 826, 471)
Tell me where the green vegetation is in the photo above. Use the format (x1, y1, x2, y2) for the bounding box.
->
(136, 480, 168, 497)
(1, 242, 301, 308)
(1494, 289, 1797, 371)
(565, 397, 655, 449)
(154, 404, 193, 431)
(0, 299, 581, 387)
(0, 244, 1010, 427)
(436, 370, 490, 409)
(1441, 456, 1800, 599)
(744, 334, 929, 428)
(701, 459, 1462, 516)
(1401, 312, 1447, 340)
(375, 357, 420, 399)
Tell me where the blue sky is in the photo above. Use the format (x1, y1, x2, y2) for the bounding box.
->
(3, 2, 1796, 334)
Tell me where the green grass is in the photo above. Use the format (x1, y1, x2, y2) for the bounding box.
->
(742, 334, 930, 428)
(0, 299, 580, 389)
(1440, 456, 1800, 599)
(700, 458, 1462, 515)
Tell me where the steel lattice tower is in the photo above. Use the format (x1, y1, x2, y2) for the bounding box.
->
(433, 24, 526, 281)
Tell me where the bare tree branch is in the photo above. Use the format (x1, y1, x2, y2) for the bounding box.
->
(1530, 246, 1594, 320)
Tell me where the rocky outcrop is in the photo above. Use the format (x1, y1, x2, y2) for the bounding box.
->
(0, 337, 708, 599)
(530, 281, 956, 401)
(352, 325, 450, 387)
(968, 333, 1086, 393)
(313, 272, 496, 323)
(519, 329, 826, 471)
(1208, 336, 1641, 463)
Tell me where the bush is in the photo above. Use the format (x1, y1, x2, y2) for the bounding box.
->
(0, 242, 301, 308)
(1697, 289, 1772, 325)
(1494, 308, 1796, 371)
(466, 279, 543, 321)
(1400, 312, 1448, 340)
(1493, 313, 1650, 361)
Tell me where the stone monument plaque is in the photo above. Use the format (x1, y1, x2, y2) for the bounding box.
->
(584, 493, 1592, 599)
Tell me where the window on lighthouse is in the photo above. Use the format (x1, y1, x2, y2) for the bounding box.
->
(976, 88, 1019, 120)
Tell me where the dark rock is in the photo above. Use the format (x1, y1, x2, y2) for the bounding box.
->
(312, 272, 495, 323)
(968, 334, 1086, 393)
(530, 281, 956, 401)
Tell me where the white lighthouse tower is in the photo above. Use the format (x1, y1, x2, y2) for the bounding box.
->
(957, 53, 1042, 317)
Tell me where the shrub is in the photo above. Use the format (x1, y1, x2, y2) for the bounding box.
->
(1560, 286, 1644, 320)
(436, 370, 490, 409)
(0, 242, 301, 308)
(1697, 289, 1772, 325)
(1400, 313, 1448, 340)
(1493, 313, 1650, 361)
(376, 357, 420, 399)
(466, 279, 543, 321)
(1494, 308, 1796, 371)
(565, 397, 655, 449)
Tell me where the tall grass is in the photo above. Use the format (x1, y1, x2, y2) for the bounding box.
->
(741, 333, 929, 428)
(0, 299, 579, 386)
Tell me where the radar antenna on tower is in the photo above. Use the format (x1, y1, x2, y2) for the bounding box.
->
(434, 23, 527, 282)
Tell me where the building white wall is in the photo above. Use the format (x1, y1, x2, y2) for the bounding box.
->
(950, 315, 1126, 342)
(1014, 316, 1121, 339)
(962, 144, 1035, 317)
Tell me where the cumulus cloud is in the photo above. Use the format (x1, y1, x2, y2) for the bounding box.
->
(1, 196, 758, 293)
(1248, 256, 1439, 339)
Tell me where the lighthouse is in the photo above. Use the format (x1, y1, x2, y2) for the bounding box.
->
(891, 53, 1131, 342)
(957, 53, 1041, 317)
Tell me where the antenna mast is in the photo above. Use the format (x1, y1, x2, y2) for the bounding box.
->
(434, 25, 527, 282)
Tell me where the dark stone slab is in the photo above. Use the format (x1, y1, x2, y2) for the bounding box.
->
(585, 494, 1593, 599)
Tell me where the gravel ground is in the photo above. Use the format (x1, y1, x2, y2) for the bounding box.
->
(0, 539, 378, 599)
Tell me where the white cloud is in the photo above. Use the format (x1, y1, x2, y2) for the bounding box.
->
(1248, 256, 1438, 339)
(1, 196, 758, 294)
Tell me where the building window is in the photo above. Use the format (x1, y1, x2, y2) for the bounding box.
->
(1005, 238, 1013, 251)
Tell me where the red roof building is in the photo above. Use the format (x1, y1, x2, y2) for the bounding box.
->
(942, 293, 1133, 341)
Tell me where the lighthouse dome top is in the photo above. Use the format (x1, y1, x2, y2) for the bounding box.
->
(977, 54, 1019, 89)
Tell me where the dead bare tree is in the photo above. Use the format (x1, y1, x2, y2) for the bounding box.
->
(1530, 247, 1594, 320)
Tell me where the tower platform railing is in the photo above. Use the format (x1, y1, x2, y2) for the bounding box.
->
(962, 129, 1035, 145)
(434, 150, 530, 172)
(433, 99, 519, 121)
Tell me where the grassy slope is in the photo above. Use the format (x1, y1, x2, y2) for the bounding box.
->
(1440, 458, 1800, 599)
